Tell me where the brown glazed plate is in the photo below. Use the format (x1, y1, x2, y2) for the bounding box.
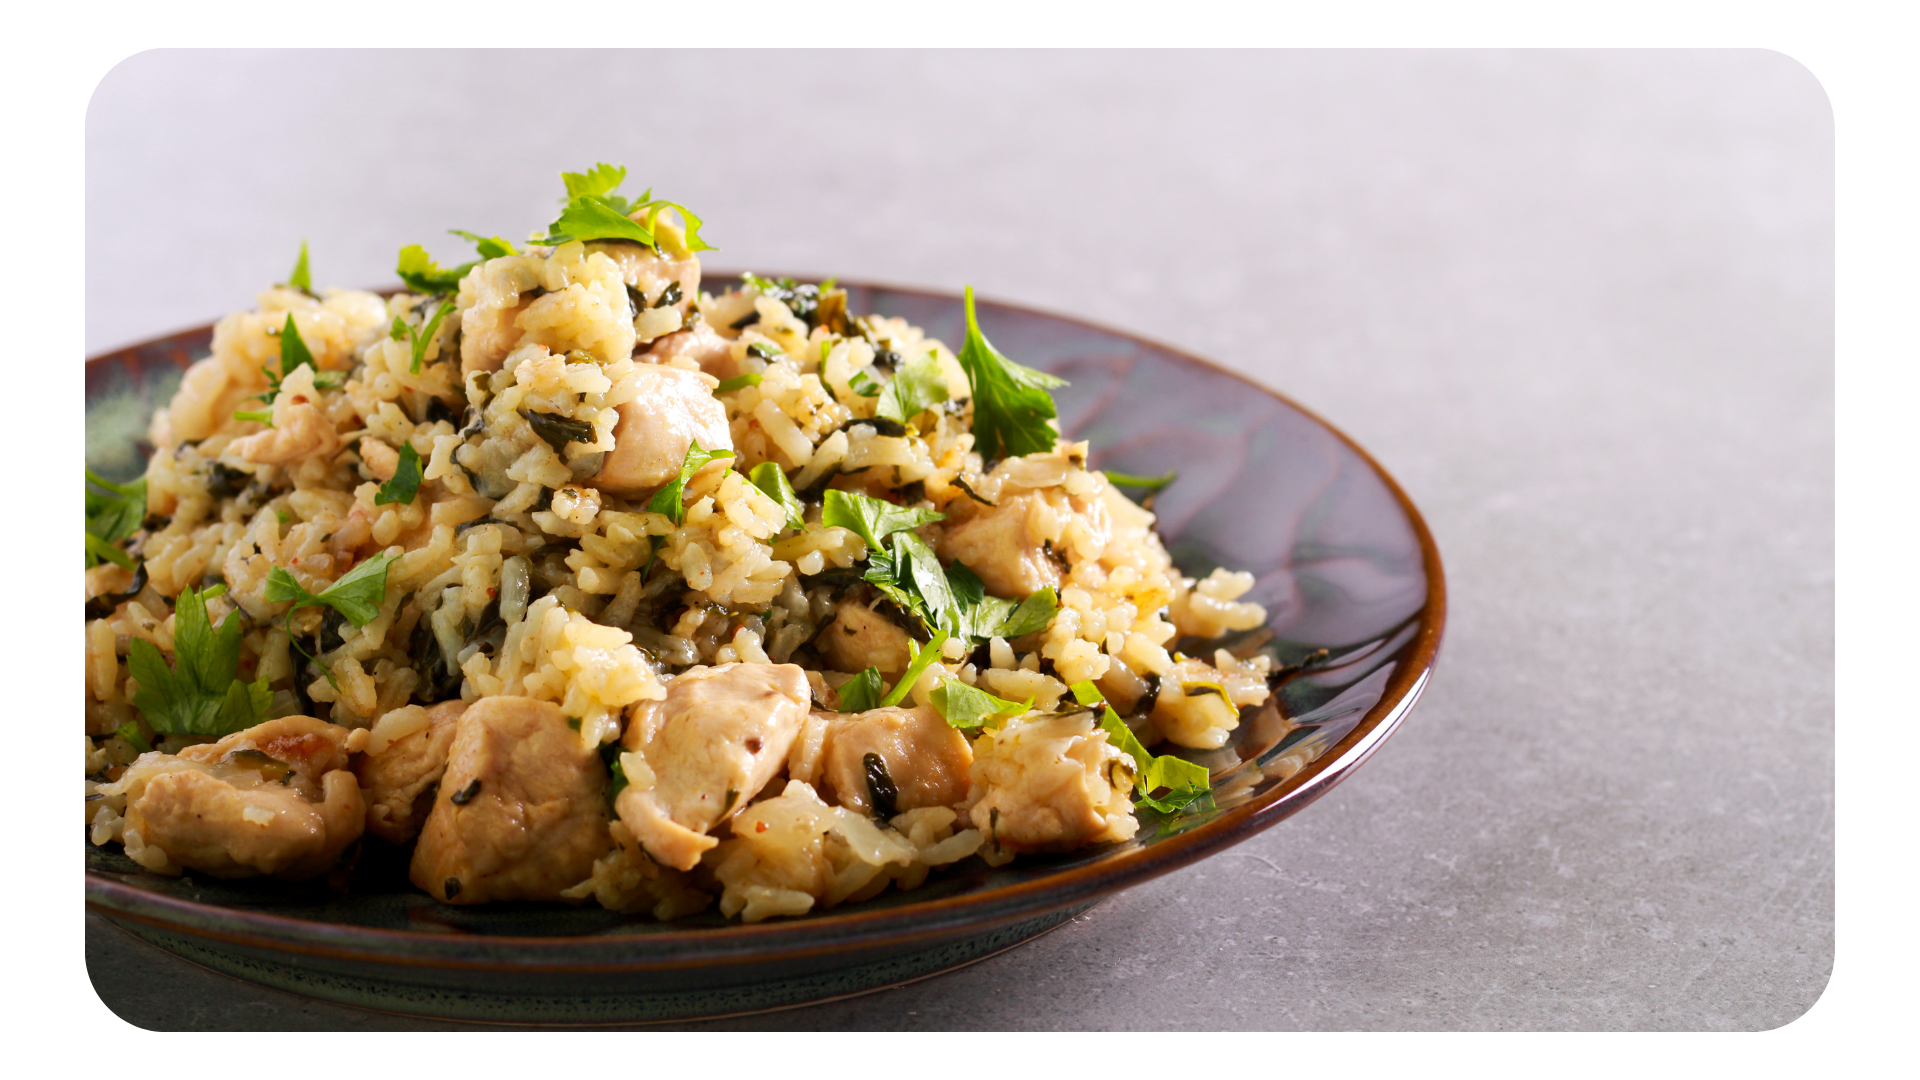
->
(84, 279, 1445, 1024)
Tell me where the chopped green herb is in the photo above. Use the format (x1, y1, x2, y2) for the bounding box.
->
(714, 373, 764, 394)
(740, 273, 822, 324)
(395, 244, 471, 296)
(232, 409, 274, 425)
(847, 370, 882, 398)
(1069, 681, 1211, 813)
(819, 490, 944, 552)
(85, 469, 146, 570)
(971, 586, 1060, 641)
(929, 678, 1031, 731)
(874, 351, 951, 424)
(837, 667, 885, 713)
(745, 342, 781, 362)
(534, 163, 713, 253)
(286, 240, 311, 293)
(607, 756, 630, 805)
(402, 300, 457, 374)
(879, 628, 950, 709)
(127, 583, 272, 738)
(263, 552, 398, 629)
(113, 720, 151, 755)
(1102, 470, 1177, 492)
(374, 442, 424, 506)
(862, 752, 899, 818)
(956, 286, 1068, 460)
(449, 779, 482, 805)
(648, 440, 735, 525)
(748, 461, 805, 532)
(448, 229, 518, 259)
(247, 313, 340, 411)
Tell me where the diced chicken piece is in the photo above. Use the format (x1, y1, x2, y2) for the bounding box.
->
(616, 663, 811, 871)
(228, 400, 341, 467)
(120, 716, 365, 880)
(588, 240, 701, 315)
(820, 599, 915, 679)
(460, 296, 533, 377)
(352, 700, 468, 844)
(641, 322, 739, 379)
(965, 711, 1139, 854)
(410, 696, 611, 904)
(936, 493, 1062, 600)
(591, 365, 732, 497)
(818, 706, 973, 816)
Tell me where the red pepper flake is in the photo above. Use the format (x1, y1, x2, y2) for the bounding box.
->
(755, 821, 768, 833)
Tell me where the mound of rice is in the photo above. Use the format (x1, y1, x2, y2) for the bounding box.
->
(83, 171, 1275, 921)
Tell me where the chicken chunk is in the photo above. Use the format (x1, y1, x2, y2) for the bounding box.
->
(640, 322, 738, 379)
(616, 663, 811, 871)
(936, 493, 1062, 600)
(591, 365, 732, 497)
(352, 700, 468, 844)
(818, 706, 973, 816)
(819, 600, 915, 679)
(965, 711, 1139, 854)
(460, 296, 533, 377)
(119, 716, 365, 880)
(410, 696, 612, 904)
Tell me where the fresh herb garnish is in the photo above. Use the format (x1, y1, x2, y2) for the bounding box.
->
(85, 469, 146, 570)
(648, 441, 736, 526)
(882, 629, 950, 708)
(1102, 469, 1177, 492)
(874, 351, 951, 424)
(232, 409, 274, 425)
(929, 678, 1031, 731)
(263, 552, 399, 630)
(241, 314, 342, 424)
(374, 442, 423, 506)
(955, 286, 1068, 460)
(286, 240, 312, 293)
(391, 299, 457, 374)
(127, 583, 272, 737)
(745, 342, 781, 363)
(714, 373, 763, 394)
(534, 163, 713, 253)
(518, 409, 597, 454)
(847, 370, 882, 398)
(448, 230, 518, 259)
(748, 461, 805, 532)
(740, 273, 822, 324)
(819, 490, 944, 552)
(837, 667, 885, 713)
(113, 720, 152, 755)
(1068, 681, 1210, 813)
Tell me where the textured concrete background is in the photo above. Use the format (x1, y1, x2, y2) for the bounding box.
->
(84, 49, 1833, 1030)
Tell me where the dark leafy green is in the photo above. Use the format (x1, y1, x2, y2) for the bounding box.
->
(127, 584, 272, 737)
(837, 668, 885, 713)
(519, 409, 597, 454)
(820, 490, 944, 552)
(374, 442, 423, 506)
(955, 286, 1068, 460)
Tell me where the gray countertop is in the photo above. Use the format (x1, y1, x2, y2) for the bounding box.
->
(84, 49, 1832, 1030)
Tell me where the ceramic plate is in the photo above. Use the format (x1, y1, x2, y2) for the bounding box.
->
(85, 280, 1445, 1024)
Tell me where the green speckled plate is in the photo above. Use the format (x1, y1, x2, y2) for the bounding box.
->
(85, 280, 1444, 1024)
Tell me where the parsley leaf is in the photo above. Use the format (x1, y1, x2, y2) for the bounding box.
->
(85, 470, 146, 570)
(820, 490, 945, 552)
(287, 240, 312, 292)
(374, 442, 423, 506)
(714, 373, 763, 394)
(1103, 469, 1177, 492)
(875, 351, 951, 424)
(1069, 681, 1211, 813)
(448, 230, 518, 259)
(847, 370, 882, 398)
(929, 678, 1031, 731)
(263, 552, 398, 629)
(396, 244, 470, 296)
(956, 286, 1068, 460)
(392, 299, 457, 374)
(648, 441, 736, 525)
(749, 461, 805, 532)
(232, 409, 274, 426)
(127, 583, 271, 737)
(880, 629, 950, 709)
(242, 314, 342, 423)
(837, 668, 885, 713)
(536, 163, 713, 253)
(966, 586, 1060, 641)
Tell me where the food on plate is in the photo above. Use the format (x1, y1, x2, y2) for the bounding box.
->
(83, 165, 1275, 922)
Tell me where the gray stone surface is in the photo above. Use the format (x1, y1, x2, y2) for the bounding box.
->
(84, 49, 1832, 1030)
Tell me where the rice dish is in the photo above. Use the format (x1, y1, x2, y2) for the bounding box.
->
(83, 166, 1275, 922)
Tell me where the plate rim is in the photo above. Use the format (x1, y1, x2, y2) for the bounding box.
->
(85, 278, 1447, 972)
